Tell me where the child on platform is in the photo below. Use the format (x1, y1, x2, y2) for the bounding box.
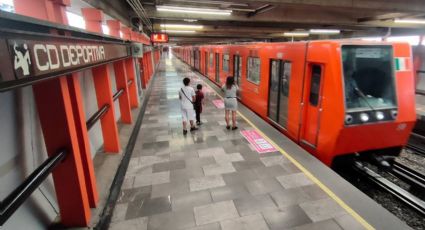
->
(194, 84, 205, 125)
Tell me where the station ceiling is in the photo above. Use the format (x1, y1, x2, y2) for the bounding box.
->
(84, 0, 425, 45)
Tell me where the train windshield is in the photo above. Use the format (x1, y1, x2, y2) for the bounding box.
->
(342, 45, 397, 111)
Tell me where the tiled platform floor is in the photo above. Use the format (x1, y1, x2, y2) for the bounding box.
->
(108, 56, 365, 230)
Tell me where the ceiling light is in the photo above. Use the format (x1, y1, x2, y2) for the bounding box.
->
(394, 18, 425, 24)
(160, 24, 203, 29)
(283, 32, 309, 37)
(184, 19, 198, 22)
(309, 29, 340, 34)
(161, 30, 196, 33)
(157, 5, 232, 15)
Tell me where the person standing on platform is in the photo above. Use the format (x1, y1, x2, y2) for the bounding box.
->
(179, 77, 198, 135)
(222, 76, 238, 130)
(194, 84, 205, 125)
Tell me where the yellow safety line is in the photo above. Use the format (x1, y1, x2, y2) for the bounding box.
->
(209, 84, 374, 230)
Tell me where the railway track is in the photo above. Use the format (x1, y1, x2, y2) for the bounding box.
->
(407, 132, 425, 156)
(353, 161, 425, 216)
(391, 161, 425, 191)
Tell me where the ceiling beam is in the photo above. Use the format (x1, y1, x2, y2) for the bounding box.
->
(145, 5, 360, 25)
(155, 0, 425, 14)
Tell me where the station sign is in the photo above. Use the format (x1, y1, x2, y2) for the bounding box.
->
(0, 31, 131, 91)
(151, 33, 169, 43)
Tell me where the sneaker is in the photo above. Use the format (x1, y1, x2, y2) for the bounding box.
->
(183, 130, 188, 135)
(190, 127, 198, 132)
(232, 126, 238, 130)
(196, 121, 202, 125)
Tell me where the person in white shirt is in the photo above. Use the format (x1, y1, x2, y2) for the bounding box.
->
(179, 77, 198, 135)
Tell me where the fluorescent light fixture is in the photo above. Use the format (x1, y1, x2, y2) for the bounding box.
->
(283, 32, 309, 37)
(102, 24, 109, 35)
(394, 18, 425, 24)
(157, 5, 232, 15)
(161, 30, 196, 33)
(160, 24, 203, 29)
(387, 36, 420, 46)
(66, 11, 85, 29)
(360, 37, 382, 42)
(0, 0, 13, 5)
(184, 19, 198, 22)
(309, 29, 340, 34)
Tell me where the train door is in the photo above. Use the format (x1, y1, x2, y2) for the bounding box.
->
(300, 64, 324, 148)
(268, 60, 291, 128)
(215, 53, 220, 83)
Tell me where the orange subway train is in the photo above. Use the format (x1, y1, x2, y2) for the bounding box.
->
(172, 41, 416, 166)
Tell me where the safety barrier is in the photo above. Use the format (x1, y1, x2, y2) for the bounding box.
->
(0, 149, 68, 226)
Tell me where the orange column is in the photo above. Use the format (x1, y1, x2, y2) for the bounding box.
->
(107, 20, 121, 38)
(82, 8, 120, 153)
(125, 58, 140, 108)
(139, 58, 147, 89)
(13, 0, 92, 226)
(108, 20, 133, 121)
(113, 61, 132, 123)
(67, 75, 99, 208)
(121, 26, 131, 40)
(81, 8, 103, 33)
(92, 66, 121, 153)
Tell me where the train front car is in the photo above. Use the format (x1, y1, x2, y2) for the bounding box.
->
(314, 41, 416, 166)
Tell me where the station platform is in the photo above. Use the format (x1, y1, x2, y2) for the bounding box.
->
(105, 56, 409, 230)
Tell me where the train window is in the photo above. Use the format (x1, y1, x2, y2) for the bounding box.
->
(247, 57, 261, 84)
(223, 54, 230, 72)
(309, 65, 322, 106)
(342, 45, 396, 111)
(209, 53, 214, 67)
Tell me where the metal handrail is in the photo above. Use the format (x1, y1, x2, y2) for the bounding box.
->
(113, 89, 125, 101)
(0, 149, 68, 226)
(86, 104, 110, 130)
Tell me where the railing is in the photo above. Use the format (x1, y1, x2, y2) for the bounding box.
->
(113, 89, 125, 101)
(0, 149, 68, 226)
(0, 82, 132, 225)
(86, 86, 127, 130)
(86, 104, 110, 130)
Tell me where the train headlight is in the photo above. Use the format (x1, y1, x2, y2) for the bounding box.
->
(360, 113, 369, 122)
(345, 114, 353, 124)
(391, 110, 398, 119)
(376, 111, 385, 120)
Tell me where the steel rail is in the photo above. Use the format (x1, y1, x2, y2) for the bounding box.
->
(113, 88, 125, 101)
(86, 104, 110, 130)
(391, 161, 425, 191)
(0, 149, 67, 226)
(353, 161, 425, 216)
